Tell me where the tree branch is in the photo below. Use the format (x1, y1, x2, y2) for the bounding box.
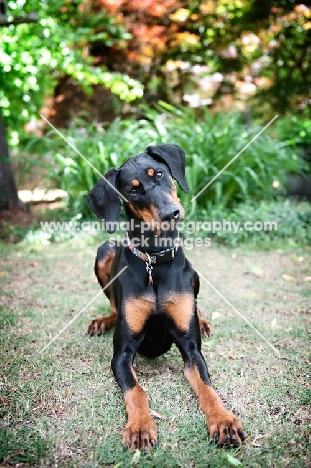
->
(0, 13, 38, 27)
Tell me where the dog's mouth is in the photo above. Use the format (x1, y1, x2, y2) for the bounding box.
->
(126, 198, 185, 238)
(151, 208, 183, 236)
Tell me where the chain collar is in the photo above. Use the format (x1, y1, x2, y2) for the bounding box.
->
(126, 232, 180, 265)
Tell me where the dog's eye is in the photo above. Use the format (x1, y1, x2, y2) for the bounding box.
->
(129, 187, 138, 195)
(156, 171, 163, 179)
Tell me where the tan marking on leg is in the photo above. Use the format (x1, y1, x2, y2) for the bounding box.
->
(184, 365, 225, 419)
(147, 168, 155, 176)
(97, 251, 115, 286)
(124, 295, 155, 334)
(184, 365, 245, 446)
(96, 251, 116, 313)
(162, 292, 194, 331)
(123, 384, 157, 450)
(89, 248, 117, 335)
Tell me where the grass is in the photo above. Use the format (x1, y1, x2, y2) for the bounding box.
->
(0, 239, 310, 467)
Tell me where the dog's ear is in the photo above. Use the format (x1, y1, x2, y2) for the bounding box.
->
(87, 168, 120, 233)
(146, 144, 189, 193)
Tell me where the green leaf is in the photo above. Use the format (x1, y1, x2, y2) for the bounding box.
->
(202, 338, 218, 347)
(226, 454, 243, 466)
(131, 449, 141, 464)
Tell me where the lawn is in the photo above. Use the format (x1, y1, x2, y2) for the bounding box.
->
(0, 239, 310, 467)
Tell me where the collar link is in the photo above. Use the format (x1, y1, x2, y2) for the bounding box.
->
(126, 231, 179, 265)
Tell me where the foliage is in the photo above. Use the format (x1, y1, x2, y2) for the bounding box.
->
(199, 200, 311, 248)
(2, 0, 310, 148)
(33, 119, 156, 215)
(92, 0, 311, 114)
(31, 104, 307, 216)
(140, 104, 307, 212)
(274, 116, 311, 160)
(0, 0, 143, 144)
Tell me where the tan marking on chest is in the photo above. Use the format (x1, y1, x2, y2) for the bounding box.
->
(124, 295, 155, 334)
(162, 292, 194, 331)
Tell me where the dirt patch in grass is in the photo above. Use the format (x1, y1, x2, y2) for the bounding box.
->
(0, 240, 310, 467)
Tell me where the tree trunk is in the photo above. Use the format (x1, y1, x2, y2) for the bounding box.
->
(0, 108, 27, 212)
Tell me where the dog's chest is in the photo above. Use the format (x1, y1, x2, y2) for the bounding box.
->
(124, 289, 195, 335)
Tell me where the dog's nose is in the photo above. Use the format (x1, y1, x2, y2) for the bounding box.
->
(161, 208, 180, 221)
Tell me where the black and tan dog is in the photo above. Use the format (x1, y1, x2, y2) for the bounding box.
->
(87, 144, 246, 451)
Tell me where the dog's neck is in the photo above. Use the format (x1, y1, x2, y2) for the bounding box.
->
(125, 213, 179, 253)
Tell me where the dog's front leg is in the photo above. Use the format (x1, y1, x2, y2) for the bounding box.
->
(173, 331, 247, 447)
(111, 339, 157, 451)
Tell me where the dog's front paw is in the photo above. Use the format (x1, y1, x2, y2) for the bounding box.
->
(208, 410, 247, 447)
(123, 415, 157, 452)
(87, 317, 111, 336)
(199, 317, 213, 337)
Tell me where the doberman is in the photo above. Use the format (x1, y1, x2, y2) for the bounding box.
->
(87, 144, 246, 451)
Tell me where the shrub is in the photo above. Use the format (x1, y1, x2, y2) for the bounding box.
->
(199, 200, 311, 247)
(274, 115, 311, 155)
(33, 104, 307, 215)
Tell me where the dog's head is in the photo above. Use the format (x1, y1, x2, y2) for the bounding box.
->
(87, 144, 189, 233)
